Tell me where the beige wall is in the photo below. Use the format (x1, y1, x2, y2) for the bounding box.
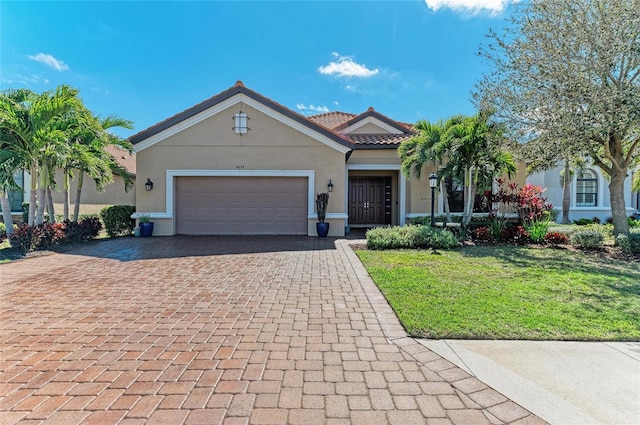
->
(136, 103, 348, 236)
(46, 171, 135, 216)
(348, 149, 400, 165)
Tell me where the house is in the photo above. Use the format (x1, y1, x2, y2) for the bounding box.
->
(129, 81, 527, 237)
(3, 145, 136, 221)
(527, 166, 639, 223)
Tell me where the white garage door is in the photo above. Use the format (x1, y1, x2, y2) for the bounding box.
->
(175, 176, 308, 235)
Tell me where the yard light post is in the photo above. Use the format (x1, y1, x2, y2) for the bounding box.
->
(429, 173, 438, 227)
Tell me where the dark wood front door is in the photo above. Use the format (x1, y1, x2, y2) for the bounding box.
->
(349, 177, 391, 225)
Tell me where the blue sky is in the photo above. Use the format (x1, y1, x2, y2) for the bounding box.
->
(1, 0, 518, 138)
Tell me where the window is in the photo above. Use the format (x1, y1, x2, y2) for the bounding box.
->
(5, 171, 24, 212)
(576, 169, 597, 207)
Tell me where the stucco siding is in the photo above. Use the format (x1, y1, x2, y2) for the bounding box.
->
(348, 149, 400, 164)
(135, 103, 348, 236)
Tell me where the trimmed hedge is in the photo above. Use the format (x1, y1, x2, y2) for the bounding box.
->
(366, 225, 459, 250)
(100, 205, 136, 237)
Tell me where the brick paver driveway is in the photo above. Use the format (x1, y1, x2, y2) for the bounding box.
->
(1, 236, 545, 425)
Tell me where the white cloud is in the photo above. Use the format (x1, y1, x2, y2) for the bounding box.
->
(318, 52, 379, 78)
(424, 0, 517, 14)
(2, 73, 48, 86)
(296, 103, 330, 114)
(28, 53, 69, 71)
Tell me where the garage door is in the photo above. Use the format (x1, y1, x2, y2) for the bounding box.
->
(175, 176, 308, 235)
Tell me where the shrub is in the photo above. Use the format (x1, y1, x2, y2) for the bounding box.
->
(410, 216, 430, 226)
(63, 217, 102, 243)
(428, 228, 460, 249)
(616, 230, 640, 254)
(9, 223, 64, 252)
(410, 215, 463, 226)
(100, 205, 135, 237)
(570, 230, 604, 249)
(584, 223, 613, 238)
(37, 223, 66, 250)
(629, 218, 639, 228)
(9, 224, 40, 252)
(573, 218, 595, 226)
(366, 225, 458, 250)
(544, 232, 569, 245)
(472, 226, 491, 241)
(501, 225, 529, 244)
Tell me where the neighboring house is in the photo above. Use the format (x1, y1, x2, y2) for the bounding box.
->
(3, 145, 136, 220)
(527, 166, 639, 222)
(129, 81, 526, 237)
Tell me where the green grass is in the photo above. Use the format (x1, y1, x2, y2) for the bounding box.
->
(357, 246, 640, 341)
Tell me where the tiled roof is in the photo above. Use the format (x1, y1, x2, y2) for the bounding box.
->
(106, 145, 136, 175)
(129, 82, 416, 153)
(129, 81, 353, 149)
(308, 112, 356, 130)
(346, 133, 415, 146)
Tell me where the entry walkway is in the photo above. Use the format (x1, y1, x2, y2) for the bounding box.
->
(420, 339, 640, 425)
(0, 236, 544, 424)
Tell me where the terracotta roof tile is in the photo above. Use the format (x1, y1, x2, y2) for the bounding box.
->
(346, 133, 414, 146)
(105, 145, 136, 175)
(129, 82, 353, 148)
(307, 111, 357, 130)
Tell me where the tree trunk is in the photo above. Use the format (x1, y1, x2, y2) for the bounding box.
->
(441, 180, 451, 223)
(46, 187, 55, 223)
(561, 163, 571, 224)
(0, 192, 14, 235)
(35, 186, 46, 225)
(35, 165, 49, 225)
(73, 170, 84, 222)
(63, 173, 70, 221)
(28, 166, 38, 225)
(462, 168, 478, 224)
(28, 190, 37, 226)
(609, 169, 629, 236)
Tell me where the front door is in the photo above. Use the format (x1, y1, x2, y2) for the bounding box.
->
(349, 177, 391, 225)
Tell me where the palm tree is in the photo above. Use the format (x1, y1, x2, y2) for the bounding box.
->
(0, 86, 84, 225)
(442, 112, 517, 224)
(398, 119, 453, 222)
(399, 112, 517, 225)
(0, 149, 22, 234)
(69, 114, 133, 222)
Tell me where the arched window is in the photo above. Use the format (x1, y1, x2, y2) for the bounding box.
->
(576, 170, 597, 207)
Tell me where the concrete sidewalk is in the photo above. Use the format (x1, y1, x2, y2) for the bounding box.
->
(418, 340, 640, 425)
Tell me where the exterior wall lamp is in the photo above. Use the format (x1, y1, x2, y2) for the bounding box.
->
(145, 178, 154, 191)
(327, 179, 334, 192)
(429, 173, 438, 227)
(233, 111, 249, 134)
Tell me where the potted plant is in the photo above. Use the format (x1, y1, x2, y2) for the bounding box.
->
(316, 192, 330, 237)
(138, 214, 154, 237)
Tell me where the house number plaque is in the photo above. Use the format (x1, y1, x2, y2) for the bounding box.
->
(235, 165, 245, 169)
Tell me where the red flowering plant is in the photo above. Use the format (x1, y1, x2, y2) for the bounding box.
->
(484, 180, 553, 244)
(485, 179, 520, 241)
(515, 184, 553, 243)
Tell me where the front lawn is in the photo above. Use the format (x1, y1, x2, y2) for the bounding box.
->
(357, 245, 640, 341)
